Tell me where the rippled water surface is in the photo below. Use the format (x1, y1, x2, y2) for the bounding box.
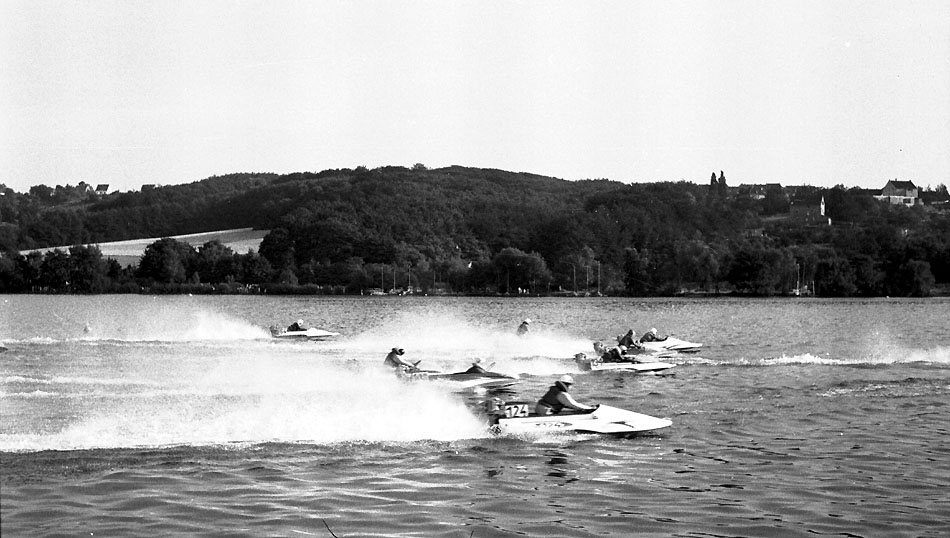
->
(2, 295, 949, 537)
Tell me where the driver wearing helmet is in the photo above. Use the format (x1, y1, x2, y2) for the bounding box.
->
(640, 327, 661, 342)
(384, 347, 415, 370)
(535, 374, 596, 415)
(517, 318, 531, 336)
(464, 357, 489, 374)
(618, 328, 639, 348)
(287, 319, 307, 332)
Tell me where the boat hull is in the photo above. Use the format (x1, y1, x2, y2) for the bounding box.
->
(580, 360, 675, 373)
(491, 404, 672, 435)
(638, 337, 702, 353)
(271, 328, 340, 340)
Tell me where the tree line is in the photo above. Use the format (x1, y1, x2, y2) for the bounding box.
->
(1, 166, 948, 296)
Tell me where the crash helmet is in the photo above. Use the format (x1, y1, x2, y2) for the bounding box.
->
(650, 328, 657, 335)
(523, 318, 531, 324)
(297, 319, 304, 325)
(558, 374, 574, 385)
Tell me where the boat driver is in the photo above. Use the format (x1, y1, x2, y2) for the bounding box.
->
(464, 358, 489, 374)
(593, 341, 627, 363)
(640, 328, 662, 342)
(535, 374, 596, 415)
(287, 319, 307, 332)
(517, 319, 531, 336)
(618, 329, 638, 347)
(384, 347, 415, 371)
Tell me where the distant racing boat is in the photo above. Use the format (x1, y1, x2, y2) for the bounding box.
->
(269, 326, 340, 340)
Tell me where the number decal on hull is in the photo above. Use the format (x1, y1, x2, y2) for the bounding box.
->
(503, 403, 529, 417)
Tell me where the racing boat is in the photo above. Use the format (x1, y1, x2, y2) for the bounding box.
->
(486, 399, 672, 435)
(429, 370, 521, 389)
(402, 362, 521, 390)
(573, 353, 675, 373)
(637, 336, 702, 353)
(269, 326, 341, 340)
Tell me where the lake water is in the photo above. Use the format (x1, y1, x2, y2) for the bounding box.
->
(2, 295, 949, 537)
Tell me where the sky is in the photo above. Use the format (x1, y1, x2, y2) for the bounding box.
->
(2, 1, 949, 193)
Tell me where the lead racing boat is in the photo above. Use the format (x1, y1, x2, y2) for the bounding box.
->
(269, 326, 341, 340)
(486, 399, 672, 435)
(636, 336, 702, 353)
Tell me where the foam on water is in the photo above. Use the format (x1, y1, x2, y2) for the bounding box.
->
(19, 304, 272, 343)
(761, 346, 950, 366)
(93, 308, 270, 341)
(0, 355, 492, 452)
(338, 310, 591, 359)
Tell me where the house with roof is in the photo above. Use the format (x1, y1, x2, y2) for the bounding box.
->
(874, 180, 918, 206)
(736, 183, 784, 200)
(95, 184, 110, 195)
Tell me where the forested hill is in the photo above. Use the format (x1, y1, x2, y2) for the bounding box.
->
(4, 166, 616, 251)
(1, 166, 948, 296)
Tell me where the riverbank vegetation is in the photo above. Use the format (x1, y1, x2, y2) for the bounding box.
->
(1, 166, 948, 296)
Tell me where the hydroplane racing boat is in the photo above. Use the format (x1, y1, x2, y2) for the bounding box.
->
(269, 326, 341, 340)
(486, 399, 672, 435)
(402, 362, 521, 390)
(573, 353, 675, 373)
(637, 336, 702, 354)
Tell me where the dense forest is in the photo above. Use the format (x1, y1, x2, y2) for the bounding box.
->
(1, 165, 948, 297)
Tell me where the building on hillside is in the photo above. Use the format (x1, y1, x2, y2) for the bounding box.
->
(95, 184, 110, 195)
(789, 195, 831, 226)
(874, 180, 918, 206)
(737, 183, 784, 200)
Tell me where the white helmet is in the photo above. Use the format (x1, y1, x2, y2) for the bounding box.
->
(558, 374, 574, 385)
(650, 328, 657, 335)
(523, 318, 531, 324)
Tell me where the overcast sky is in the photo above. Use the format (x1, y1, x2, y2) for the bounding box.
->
(2, 0, 948, 193)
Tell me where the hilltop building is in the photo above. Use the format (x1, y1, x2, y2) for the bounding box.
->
(874, 180, 918, 206)
(736, 183, 783, 200)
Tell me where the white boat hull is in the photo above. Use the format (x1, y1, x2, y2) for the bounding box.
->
(491, 403, 672, 435)
(574, 353, 675, 373)
(271, 327, 340, 340)
(581, 360, 675, 373)
(638, 337, 702, 353)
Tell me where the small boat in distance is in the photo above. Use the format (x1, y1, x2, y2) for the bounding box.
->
(269, 325, 340, 340)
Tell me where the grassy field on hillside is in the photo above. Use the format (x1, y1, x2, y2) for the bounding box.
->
(32, 228, 269, 267)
